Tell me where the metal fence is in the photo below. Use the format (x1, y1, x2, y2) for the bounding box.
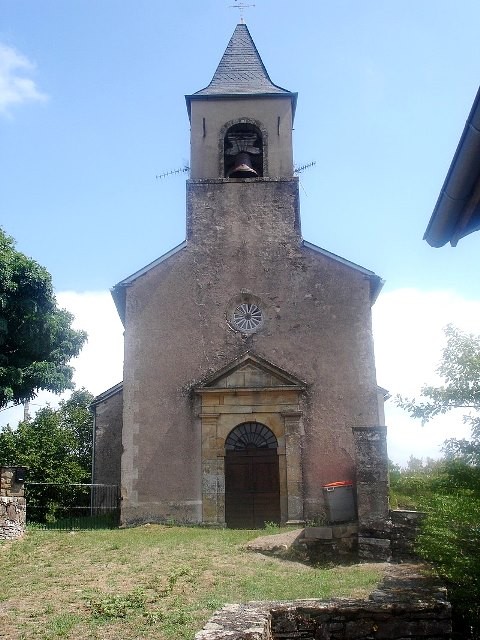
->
(24, 483, 120, 530)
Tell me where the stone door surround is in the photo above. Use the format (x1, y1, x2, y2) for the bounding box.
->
(194, 354, 305, 526)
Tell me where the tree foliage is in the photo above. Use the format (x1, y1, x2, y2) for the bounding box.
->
(394, 326, 480, 636)
(0, 388, 94, 483)
(390, 461, 480, 638)
(0, 228, 87, 408)
(417, 491, 480, 638)
(397, 324, 480, 464)
(389, 456, 443, 510)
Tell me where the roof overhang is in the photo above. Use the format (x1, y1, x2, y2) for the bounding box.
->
(111, 241, 187, 325)
(424, 86, 480, 247)
(185, 92, 298, 124)
(90, 382, 123, 408)
(302, 240, 384, 304)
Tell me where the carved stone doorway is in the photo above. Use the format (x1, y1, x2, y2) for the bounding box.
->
(224, 422, 280, 528)
(194, 354, 305, 526)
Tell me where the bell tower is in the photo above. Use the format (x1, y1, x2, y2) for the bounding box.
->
(185, 23, 300, 243)
(186, 23, 297, 180)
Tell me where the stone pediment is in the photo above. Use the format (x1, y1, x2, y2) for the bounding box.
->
(199, 354, 304, 390)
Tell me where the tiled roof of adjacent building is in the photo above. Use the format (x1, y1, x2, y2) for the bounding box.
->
(193, 23, 292, 96)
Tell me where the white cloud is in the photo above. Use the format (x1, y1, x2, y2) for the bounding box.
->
(373, 289, 480, 465)
(56, 291, 124, 395)
(0, 43, 48, 115)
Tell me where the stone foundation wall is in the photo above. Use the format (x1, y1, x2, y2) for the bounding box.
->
(295, 525, 358, 563)
(247, 510, 426, 565)
(0, 466, 26, 540)
(196, 564, 451, 640)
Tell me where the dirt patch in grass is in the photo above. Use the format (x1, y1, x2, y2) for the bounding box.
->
(1, 526, 383, 640)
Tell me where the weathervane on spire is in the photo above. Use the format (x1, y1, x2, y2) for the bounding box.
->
(230, 0, 255, 23)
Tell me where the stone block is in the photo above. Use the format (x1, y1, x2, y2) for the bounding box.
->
(358, 536, 392, 561)
(356, 480, 389, 523)
(202, 394, 222, 406)
(331, 523, 358, 538)
(0, 496, 26, 540)
(304, 527, 333, 540)
(202, 423, 218, 439)
(285, 465, 302, 483)
(202, 497, 218, 522)
(202, 474, 220, 493)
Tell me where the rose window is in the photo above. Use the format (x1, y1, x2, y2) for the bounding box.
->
(232, 303, 263, 332)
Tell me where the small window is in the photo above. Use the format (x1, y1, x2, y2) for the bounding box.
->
(224, 123, 263, 178)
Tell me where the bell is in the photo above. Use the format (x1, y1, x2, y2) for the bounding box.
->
(228, 152, 258, 178)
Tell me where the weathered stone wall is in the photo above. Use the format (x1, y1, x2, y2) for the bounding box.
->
(120, 178, 381, 526)
(353, 426, 391, 561)
(92, 388, 123, 486)
(0, 466, 26, 540)
(196, 564, 451, 640)
(296, 524, 358, 562)
(246, 509, 427, 566)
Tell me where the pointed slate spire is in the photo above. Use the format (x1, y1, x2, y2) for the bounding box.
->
(194, 23, 292, 96)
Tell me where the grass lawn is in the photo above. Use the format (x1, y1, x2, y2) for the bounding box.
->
(1, 525, 382, 640)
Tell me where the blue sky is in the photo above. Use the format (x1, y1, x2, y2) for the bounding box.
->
(1, 1, 479, 464)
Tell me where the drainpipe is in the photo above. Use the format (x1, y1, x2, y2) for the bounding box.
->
(90, 404, 96, 515)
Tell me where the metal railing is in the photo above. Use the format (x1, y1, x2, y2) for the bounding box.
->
(24, 482, 120, 530)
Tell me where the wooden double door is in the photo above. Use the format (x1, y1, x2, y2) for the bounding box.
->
(225, 448, 280, 528)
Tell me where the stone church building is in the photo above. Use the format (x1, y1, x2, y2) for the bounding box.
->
(92, 23, 389, 530)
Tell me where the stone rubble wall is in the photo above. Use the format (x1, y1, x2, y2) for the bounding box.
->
(0, 466, 26, 540)
(195, 564, 451, 640)
(390, 510, 425, 562)
(352, 426, 391, 562)
(355, 509, 426, 564)
(247, 510, 425, 566)
(279, 506, 425, 567)
(294, 524, 358, 563)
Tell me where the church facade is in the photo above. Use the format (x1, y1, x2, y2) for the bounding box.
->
(92, 23, 388, 529)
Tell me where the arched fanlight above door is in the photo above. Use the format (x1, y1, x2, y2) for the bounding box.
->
(225, 422, 277, 450)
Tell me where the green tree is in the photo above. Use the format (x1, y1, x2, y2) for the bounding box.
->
(0, 228, 87, 408)
(0, 389, 95, 524)
(0, 388, 94, 483)
(396, 325, 480, 637)
(414, 467, 480, 639)
(389, 457, 444, 510)
(397, 324, 480, 464)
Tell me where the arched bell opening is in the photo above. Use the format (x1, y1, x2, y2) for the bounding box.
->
(224, 123, 263, 178)
(225, 422, 280, 528)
